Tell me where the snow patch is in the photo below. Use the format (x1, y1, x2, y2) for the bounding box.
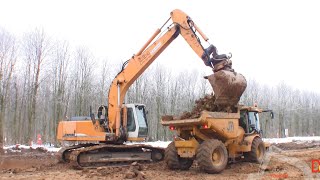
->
(126, 141, 171, 148)
(3, 144, 61, 153)
(263, 136, 320, 144)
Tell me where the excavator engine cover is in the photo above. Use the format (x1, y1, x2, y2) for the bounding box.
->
(207, 70, 247, 107)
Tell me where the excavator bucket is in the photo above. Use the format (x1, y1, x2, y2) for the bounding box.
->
(207, 70, 247, 107)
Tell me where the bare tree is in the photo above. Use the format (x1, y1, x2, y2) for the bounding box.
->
(0, 28, 17, 149)
(23, 29, 51, 142)
(71, 47, 95, 116)
(50, 41, 70, 142)
(99, 60, 111, 105)
(198, 72, 210, 97)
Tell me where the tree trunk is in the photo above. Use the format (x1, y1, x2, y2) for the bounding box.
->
(0, 109, 3, 153)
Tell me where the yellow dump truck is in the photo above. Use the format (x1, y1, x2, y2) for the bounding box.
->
(161, 105, 273, 173)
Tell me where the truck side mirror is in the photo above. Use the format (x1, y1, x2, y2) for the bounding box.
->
(262, 110, 274, 119)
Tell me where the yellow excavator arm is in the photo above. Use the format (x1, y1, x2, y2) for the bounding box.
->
(104, 9, 229, 140)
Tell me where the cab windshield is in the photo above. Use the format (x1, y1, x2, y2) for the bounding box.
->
(248, 111, 260, 131)
(135, 105, 147, 128)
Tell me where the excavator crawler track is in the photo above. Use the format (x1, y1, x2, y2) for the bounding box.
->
(58, 144, 164, 169)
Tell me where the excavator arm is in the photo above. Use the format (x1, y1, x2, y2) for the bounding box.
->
(105, 9, 229, 140)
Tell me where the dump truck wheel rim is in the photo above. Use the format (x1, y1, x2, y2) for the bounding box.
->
(212, 148, 224, 165)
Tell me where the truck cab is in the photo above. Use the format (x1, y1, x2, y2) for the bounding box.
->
(239, 106, 273, 136)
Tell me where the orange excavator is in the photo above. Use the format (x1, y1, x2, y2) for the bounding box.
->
(57, 9, 234, 168)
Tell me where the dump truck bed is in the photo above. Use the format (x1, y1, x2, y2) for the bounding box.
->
(161, 111, 240, 126)
(161, 118, 203, 126)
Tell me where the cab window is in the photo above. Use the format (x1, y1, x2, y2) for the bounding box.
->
(136, 106, 147, 128)
(127, 108, 136, 132)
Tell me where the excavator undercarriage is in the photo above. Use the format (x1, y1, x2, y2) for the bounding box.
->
(58, 144, 164, 169)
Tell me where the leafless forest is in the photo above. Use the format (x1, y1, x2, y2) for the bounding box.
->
(1, 27, 320, 147)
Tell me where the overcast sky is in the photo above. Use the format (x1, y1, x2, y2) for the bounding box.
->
(1, 0, 320, 92)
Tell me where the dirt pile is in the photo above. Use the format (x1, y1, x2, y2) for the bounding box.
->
(77, 162, 146, 179)
(180, 94, 218, 119)
(81, 166, 124, 179)
(162, 69, 247, 120)
(162, 94, 219, 120)
(125, 162, 146, 179)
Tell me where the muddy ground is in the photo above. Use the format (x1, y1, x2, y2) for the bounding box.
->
(1, 142, 320, 180)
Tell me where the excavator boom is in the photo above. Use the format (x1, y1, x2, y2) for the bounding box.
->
(107, 9, 221, 140)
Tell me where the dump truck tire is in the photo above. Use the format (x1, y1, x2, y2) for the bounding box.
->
(247, 137, 265, 164)
(196, 139, 228, 174)
(165, 142, 193, 170)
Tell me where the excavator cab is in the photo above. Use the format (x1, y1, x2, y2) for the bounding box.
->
(91, 104, 148, 141)
(124, 104, 148, 140)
